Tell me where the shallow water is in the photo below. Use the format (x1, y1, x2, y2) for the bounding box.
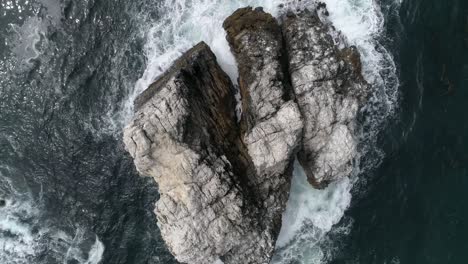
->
(1, 0, 465, 263)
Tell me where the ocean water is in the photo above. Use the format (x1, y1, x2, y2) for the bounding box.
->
(335, 1, 468, 263)
(0, 0, 466, 263)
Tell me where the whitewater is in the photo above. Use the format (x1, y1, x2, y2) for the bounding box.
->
(0, 0, 400, 263)
(123, 0, 400, 263)
(0, 173, 104, 264)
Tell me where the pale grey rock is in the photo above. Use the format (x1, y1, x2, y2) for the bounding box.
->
(281, 8, 369, 187)
(123, 40, 299, 264)
(223, 8, 303, 260)
(124, 42, 250, 264)
(223, 6, 303, 199)
(123, 6, 370, 264)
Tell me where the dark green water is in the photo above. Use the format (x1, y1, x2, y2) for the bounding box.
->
(338, 0, 468, 263)
(0, 0, 467, 263)
(0, 1, 176, 263)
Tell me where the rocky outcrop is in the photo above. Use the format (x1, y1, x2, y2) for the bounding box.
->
(281, 9, 369, 188)
(124, 42, 247, 263)
(223, 6, 303, 230)
(123, 41, 299, 264)
(123, 5, 369, 264)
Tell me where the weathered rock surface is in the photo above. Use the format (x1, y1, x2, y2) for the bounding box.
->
(123, 40, 299, 264)
(123, 6, 370, 264)
(125, 42, 247, 263)
(223, 6, 303, 205)
(281, 9, 369, 188)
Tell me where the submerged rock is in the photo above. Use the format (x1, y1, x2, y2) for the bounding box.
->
(0, 199, 5, 207)
(281, 9, 369, 188)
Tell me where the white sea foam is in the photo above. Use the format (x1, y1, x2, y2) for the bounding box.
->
(1, 0, 401, 263)
(8, 16, 47, 66)
(275, 162, 352, 248)
(122, 0, 401, 263)
(0, 176, 104, 264)
(63, 229, 105, 264)
(122, 0, 400, 143)
(0, 2, 107, 263)
(274, 0, 400, 262)
(0, 197, 105, 264)
(84, 236, 105, 264)
(272, 162, 354, 263)
(122, 0, 302, 124)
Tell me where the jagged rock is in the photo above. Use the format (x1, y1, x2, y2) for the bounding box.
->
(123, 6, 370, 264)
(123, 41, 299, 264)
(222, 7, 303, 261)
(281, 9, 369, 188)
(223, 6, 303, 202)
(124, 42, 248, 263)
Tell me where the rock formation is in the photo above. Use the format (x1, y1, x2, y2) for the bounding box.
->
(123, 5, 369, 264)
(124, 42, 250, 263)
(281, 8, 369, 188)
(123, 40, 300, 264)
(223, 6, 303, 233)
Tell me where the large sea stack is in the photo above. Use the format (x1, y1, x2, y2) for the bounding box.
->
(123, 5, 369, 264)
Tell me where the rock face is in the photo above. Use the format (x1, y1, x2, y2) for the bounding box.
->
(223, 6, 303, 231)
(124, 42, 247, 263)
(281, 9, 369, 188)
(123, 6, 369, 264)
(123, 41, 299, 264)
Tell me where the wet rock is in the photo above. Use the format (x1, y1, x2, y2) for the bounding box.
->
(0, 199, 5, 207)
(281, 9, 369, 187)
